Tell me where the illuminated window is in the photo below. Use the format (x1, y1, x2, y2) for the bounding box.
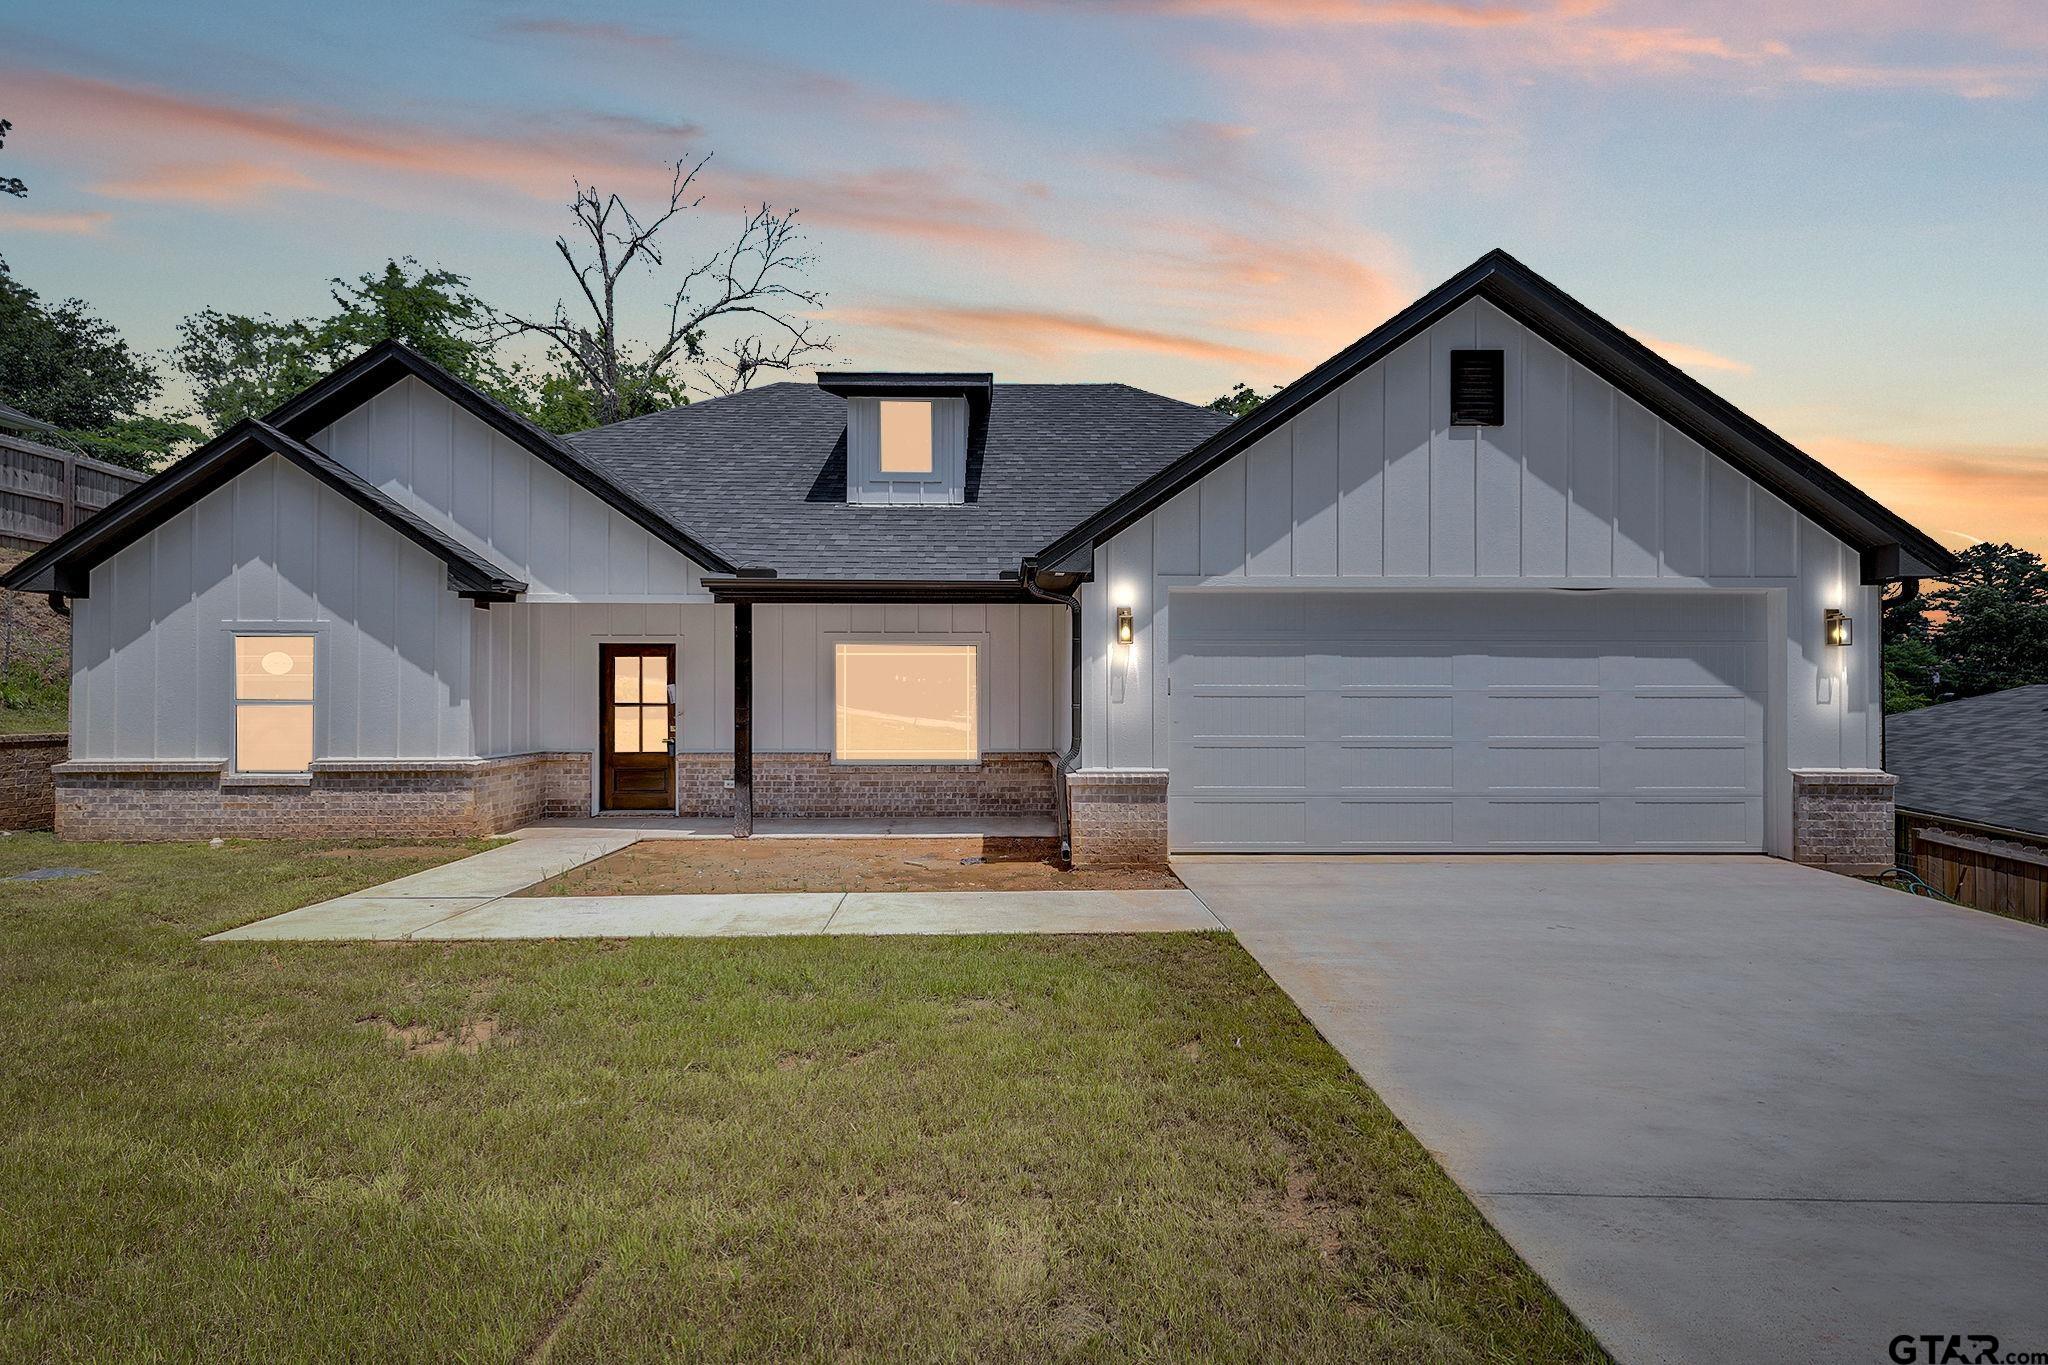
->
(234, 635, 315, 772)
(878, 400, 934, 474)
(834, 642, 977, 762)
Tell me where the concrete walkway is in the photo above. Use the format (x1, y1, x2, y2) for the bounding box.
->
(206, 831, 1219, 941)
(1176, 854, 2048, 1365)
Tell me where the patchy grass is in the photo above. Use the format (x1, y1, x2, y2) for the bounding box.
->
(521, 835, 1185, 896)
(0, 834, 1604, 1364)
(0, 700, 66, 735)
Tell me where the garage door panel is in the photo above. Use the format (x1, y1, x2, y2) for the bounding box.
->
(1171, 795, 1308, 848)
(1168, 590, 1767, 853)
(1177, 741, 1308, 791)
(1320, 799, 1455, 847)
(1322, 742, 1456, 790)
(1341, 692, 1454, 737)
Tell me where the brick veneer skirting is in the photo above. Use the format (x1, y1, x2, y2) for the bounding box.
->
(1791, 768, 1898, 876)
(0, 733, 68, 831)
(53, 751, 590, 842)
(672, 752, 1055, 820)
(1066, 769, 1169, 869)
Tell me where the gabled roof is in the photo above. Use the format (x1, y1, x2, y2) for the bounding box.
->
(1, 419, 526, 602)
(566, 381, 1230, 581)
(1886, 686, 2048, 839)
(1031, 249, 1956, 584)
(261, 340, 739, 575)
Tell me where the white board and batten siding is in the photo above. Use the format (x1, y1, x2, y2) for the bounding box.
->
(314, 376, 713, 602)
(70, 455, 474, 761)
(472, 601, 1066, 761)
(1083, 298, 1883, 856)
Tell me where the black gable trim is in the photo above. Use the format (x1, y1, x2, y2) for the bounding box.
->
(1033, 250, 1955, 584)
(265, 340, 739, 575)
(1, 420, 527, 602)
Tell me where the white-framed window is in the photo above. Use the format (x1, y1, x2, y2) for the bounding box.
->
(833, 641, 978, 762)
(233, 635, 315, 773)
(877, 400, 935, 475)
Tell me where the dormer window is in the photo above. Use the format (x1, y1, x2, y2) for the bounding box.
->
(879, 400, 935, 474)
(818, 371, 991, 506)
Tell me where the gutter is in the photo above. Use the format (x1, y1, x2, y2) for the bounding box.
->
(1021, 556, 1083, 861)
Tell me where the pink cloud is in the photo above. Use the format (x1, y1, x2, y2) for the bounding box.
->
(94, 161, 316, 207)
(1802, 436, 2048, 555)
(721, 167, 1059, 254)
(836, 299, 1296, 368)
(497, 18, 956, 124)
(5, 68, 678, 209)
(0, 208, 113, 235)
(1627, 330, 1754, 376)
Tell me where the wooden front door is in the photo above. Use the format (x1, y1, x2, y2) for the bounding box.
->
(600, 644, 677, 811)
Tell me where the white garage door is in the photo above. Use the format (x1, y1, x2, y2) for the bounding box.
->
(1168, 590, 1767, 852)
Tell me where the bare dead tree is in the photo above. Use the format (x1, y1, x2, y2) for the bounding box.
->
(492, 155, 831, 425)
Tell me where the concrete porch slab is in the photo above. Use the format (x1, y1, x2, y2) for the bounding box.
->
(827, 889, 1220, 936)
(412, 894, 842, 939)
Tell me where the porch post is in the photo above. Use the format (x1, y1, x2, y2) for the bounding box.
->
(732, 600, 754, 837)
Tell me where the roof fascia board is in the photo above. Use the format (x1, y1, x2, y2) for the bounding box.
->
(265, 341, 741, 575)
(1032, 253, 1954, 582)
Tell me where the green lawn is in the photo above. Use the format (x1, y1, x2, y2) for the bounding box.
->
(0, 703, 65, 735)
(0, 835, 1604, 1364)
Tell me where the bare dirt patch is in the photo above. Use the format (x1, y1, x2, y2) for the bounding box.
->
(1247, 1137, 1346, 1265)
(357, 1014, 517, 1058)
(514, 837, 1182, 896)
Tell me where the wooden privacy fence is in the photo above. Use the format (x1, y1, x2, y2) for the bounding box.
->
(0, 431, 148, 550)
(1899, 810, 2048, 925)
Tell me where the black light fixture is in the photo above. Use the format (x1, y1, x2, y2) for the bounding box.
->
(1116, 605, 1134, 645)
(1825, 607, 1852, 647)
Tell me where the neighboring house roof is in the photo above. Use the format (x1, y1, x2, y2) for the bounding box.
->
(1, 419, 527, 601)
(565, 381, 1231, 582)
(1886, 685, 2048, 838)
(1033, 249, 1956, 583)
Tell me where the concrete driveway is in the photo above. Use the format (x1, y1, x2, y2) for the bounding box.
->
(1175, 855, 2048, 1365)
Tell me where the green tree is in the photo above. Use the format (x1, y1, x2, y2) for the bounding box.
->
(1921, 542, 2048, 700)
(1, 116, 28, 273)
(0, 270, 199, 469)
(1208, 382, 1278, 418)
(1881, 582, 1939, 713)
(174, 259, 533, 433)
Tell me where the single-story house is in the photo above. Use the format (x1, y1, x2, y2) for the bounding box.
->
(1886, 686, 2048, 920)
(3, 250, 1952, 868)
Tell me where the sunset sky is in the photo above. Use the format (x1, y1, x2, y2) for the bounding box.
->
(3, 0, 2044, 553)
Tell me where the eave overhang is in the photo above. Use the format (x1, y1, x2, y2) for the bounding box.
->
(703, 575, 1035, 605)
(816, 371, 995, 422)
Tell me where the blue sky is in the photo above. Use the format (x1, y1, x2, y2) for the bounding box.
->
(3, 0, 2045, 550)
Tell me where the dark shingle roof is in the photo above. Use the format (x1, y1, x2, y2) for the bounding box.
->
(1886, 685, 2048, 838)
(566, 381, 1231, 580)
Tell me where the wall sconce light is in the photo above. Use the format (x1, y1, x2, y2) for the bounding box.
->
(1824, 608, 1852, 647)
(1115, 606, 1134, 646)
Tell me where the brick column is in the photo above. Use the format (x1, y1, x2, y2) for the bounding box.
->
(1791, 769, 1898, 876)
(1066, 769, 1168, 869)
